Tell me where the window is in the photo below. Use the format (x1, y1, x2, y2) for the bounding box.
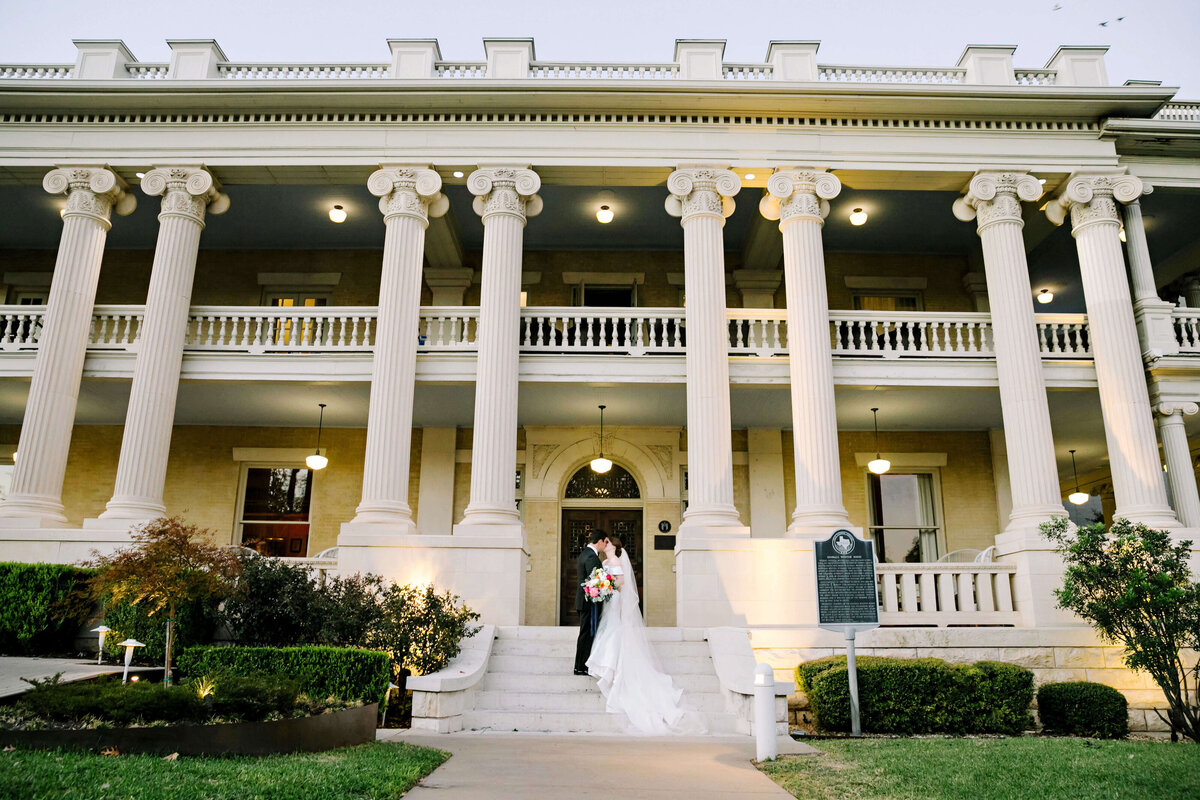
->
(867, 471, 943, 563)
(265, 293, 329, 346)
(852, 292, 922, 312)
(573, 284, 636, 308)
(237, 466, 313, 557)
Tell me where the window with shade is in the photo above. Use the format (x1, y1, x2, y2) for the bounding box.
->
(237, 466, 313, 557)
(867, 471, 943, 563)
(852, 292, 922, 312)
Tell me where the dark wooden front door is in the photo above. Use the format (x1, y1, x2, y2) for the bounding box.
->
(560, 508, 644, 626)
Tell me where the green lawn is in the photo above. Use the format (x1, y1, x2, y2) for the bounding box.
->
(761, 737, 1200, 800)
(0, 741, 448, 800)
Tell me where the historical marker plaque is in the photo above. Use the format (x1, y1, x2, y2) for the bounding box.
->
(814, 530, 880, 630)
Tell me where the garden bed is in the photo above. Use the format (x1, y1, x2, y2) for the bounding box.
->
(0, 701, 378, 756)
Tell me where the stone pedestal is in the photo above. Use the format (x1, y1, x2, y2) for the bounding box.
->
(954, 172, 1065, 531)
(1048, 172, 1178, 528)
(761, 169, 851, 534)
(352, 166, 447, 529)
(99, 167, 228, 521)
(666, 166, 748, 536)
(0, 167, 135, 526)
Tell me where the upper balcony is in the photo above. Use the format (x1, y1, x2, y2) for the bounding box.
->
(0, 303, 1097, 387)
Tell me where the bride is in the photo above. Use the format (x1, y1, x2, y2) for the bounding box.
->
(585, 534, 706, 735)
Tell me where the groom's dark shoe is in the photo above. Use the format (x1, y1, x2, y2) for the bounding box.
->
(573, 669, 589, 676)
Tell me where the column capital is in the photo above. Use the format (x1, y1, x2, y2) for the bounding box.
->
(368, 165, 448, 224)
(665, 166, 740, 221)
(1045, 170, 1145, 232)
(43, 166, 136, 228)
(1157, 402, 1199, 418)
(467, 167, 541, 222)
(952, 171, 1042, 231)
(141, 166, 229, 226)
(759, 168, 840, 224)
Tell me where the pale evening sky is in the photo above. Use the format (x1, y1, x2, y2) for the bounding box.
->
(1, 0, 1198, 97)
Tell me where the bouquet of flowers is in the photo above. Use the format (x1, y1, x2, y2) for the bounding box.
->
(582, 566, 618, 604)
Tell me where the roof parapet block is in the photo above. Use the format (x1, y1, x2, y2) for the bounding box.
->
(765, 41, 820, 82)
(167, 40, 228, 80)
(674, 39, 726, 80)
(956, 45, 1017, 85)
(1045, 45, 1109, 86)
(72, 40, 136, 79)
(388, 39, 442, 78)
(484, 38, 535, 79)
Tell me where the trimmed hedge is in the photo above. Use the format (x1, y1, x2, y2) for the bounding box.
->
(1037, 681, 1129, 739)
(797, 655, 1034, 735)
(0, 563, 94, 655)
(178, 645, 390, 705)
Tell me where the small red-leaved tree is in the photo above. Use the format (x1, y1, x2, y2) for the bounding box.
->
(88, 517, 241, 684)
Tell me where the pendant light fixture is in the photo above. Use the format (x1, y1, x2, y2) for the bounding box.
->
(306, 403, 329, 471)
(1068, 449, 1088, 505)
(867, 407, 891, 475)
(590, 404, 613, 474)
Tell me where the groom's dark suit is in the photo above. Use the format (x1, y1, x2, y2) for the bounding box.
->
(573, 544, 603, 673)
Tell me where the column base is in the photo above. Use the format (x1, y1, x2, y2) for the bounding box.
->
(1113, 507, 1181, 530)
(459, 505, 521, 527)
(681, 504, 746, 534)
(0, 496, 69, 528)
(95, 498, 166, 523)
(1003, 506, 1067, 534)
(350, 504, 416, 526)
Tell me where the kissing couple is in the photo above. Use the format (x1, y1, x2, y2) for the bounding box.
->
(572, 528, 705, 735)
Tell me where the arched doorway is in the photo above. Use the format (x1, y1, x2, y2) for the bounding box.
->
(559, 463, 643, 626)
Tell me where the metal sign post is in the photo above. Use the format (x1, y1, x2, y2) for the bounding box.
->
(814, 529, 880, 738)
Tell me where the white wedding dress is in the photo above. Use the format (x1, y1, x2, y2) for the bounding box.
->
(585, 551, 706, 735)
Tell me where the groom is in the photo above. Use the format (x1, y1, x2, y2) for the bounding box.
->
(573, 529, 610, 676)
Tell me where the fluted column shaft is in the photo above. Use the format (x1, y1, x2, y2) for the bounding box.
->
(1122, 199, 1160, 304)
(353, 167, 448, 527)
(667, 167, 744, 531)
(1048, 173, 1177, 527)
(461, 168, 541, 527)
(761, 170, 849, 532)
(0, 167, 134, 525)
(1157, 404, 1200, 527)
(101, 167, 227, 520)
(953, 173, 1064, 529)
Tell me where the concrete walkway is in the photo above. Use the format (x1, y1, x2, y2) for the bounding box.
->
(0, 657, 156, 699)
(381, 730, 814, 799)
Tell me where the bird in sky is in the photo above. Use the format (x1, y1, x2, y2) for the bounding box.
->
(1099, 16, 1126, 27)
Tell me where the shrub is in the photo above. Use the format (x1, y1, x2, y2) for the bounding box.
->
(177, 645, 390, 705)
(100, 595, 219, 666)
(1037, 681, 1129, 739)
(1041, 517, 1200, 742)
(372, 583, 481, 678)
(800, 655, 1034, 735)
(0, 563, 95, 655)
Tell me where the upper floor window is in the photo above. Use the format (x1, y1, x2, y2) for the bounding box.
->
(852, 292, 922, 312)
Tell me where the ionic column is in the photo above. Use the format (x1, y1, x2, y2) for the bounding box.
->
(1156, 403, 1200, 528)
(1122, 196, 1160, 305)
(666, 166, 747, 533)
(760, 169, 850, 533)
(352, 166, 448, 528)
(1047, 172, 1178, 527)
(953, 172, 1065, 530)
(0, 167, 135, 525)
(458, 167, 541, 530)
(98, 167, 228, 521)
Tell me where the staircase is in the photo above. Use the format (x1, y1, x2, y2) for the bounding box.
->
(461, 626, 742, 734)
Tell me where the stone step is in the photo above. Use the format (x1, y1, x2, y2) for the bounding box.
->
(477, 671, 722, 694)
(487, 653, 716, 676)
(494, 626, 707, 642)
(461, 709, 742, 735)
(490, 638, 710, 658)
(473, 689, 727, 713)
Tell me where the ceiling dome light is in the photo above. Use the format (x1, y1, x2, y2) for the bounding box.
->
(328, 205, 347, 224)
(744, 173, 756, 181)
(1119, 226, 1127, 243)
(596, 205, 614, 224)
(849, 208, 868, 226)
(1067, 449, 1088, 505)
(452, 171, 464, 178)
(1037, 289, 1054, 304)
(868, 407, 890, 475)
(135, 172, 145, 179)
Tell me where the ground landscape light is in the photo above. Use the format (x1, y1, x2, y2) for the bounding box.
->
(849, 207, 868, 226)
(328, 205, 347, 223)
(1037, 289, 1054, 304)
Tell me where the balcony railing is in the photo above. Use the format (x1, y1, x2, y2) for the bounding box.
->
(1173, 308, 1200, 353)
(876, 562, 1019, 626)
(0, 305, 1094, 362)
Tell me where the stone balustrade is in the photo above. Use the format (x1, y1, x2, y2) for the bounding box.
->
(876, 562, 1020, 627)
